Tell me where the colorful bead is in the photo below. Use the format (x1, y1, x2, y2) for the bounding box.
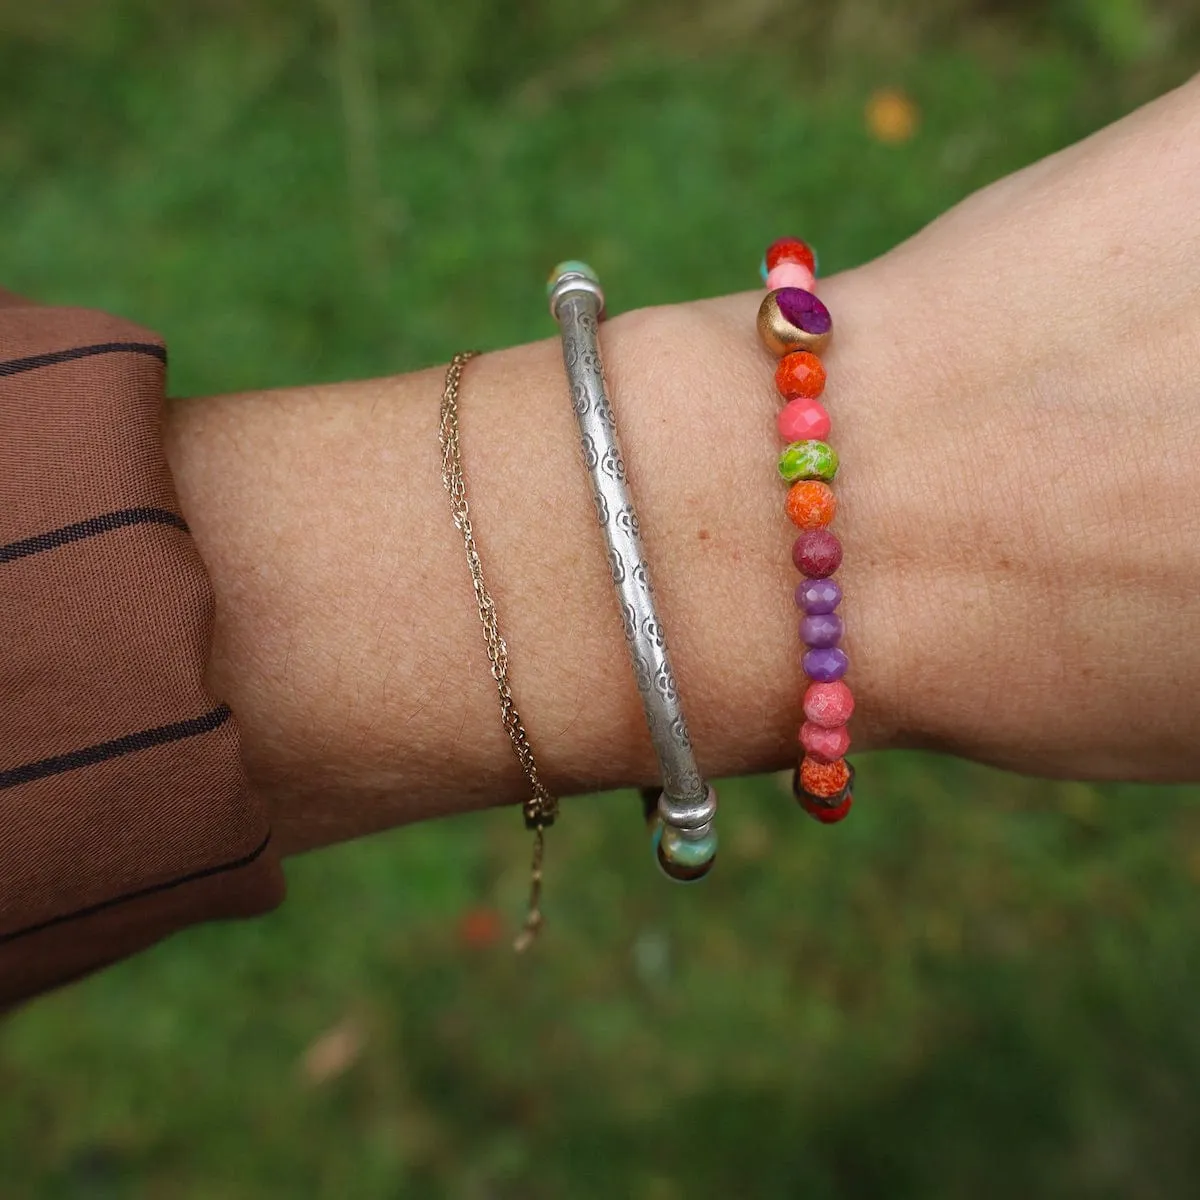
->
(778, 289, 831, 334)
(785, 480, 837, 530)
(766, 262, 817, 292)
(801, 612, 843, 647)
(795, 577, 842, 614)
(792, 759, 855, 822)
(766, 237, 817, 275)
(777, 397, 831, 443)
(546, 259, 599, 295)
(792, 529, 842, 577)
(799, 790, 853, 824)
(803, 680, 855, 727)
(802, 646, 849, 682)
(778, 440, 838, 483)
(757, 289, 833, 356)
(800, 755, 852, 797)
(800, 721, 851, 762)
(775, 351, 827, 400)
(653, 821, 717, 882)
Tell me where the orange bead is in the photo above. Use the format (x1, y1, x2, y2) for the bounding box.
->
(800, 756, 851, 798)
(785, 480, 837, 529)
(775, 351, 826, 399)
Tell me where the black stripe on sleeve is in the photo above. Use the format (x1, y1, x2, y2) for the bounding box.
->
(0, 341, 166, 378)
(0, 705, 232, 791)
(0, 830, 273, 945)
(0, 507, 189, 565)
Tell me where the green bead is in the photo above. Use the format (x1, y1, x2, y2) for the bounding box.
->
(546, 259, 599, 297)
(665, 828, 717, 867)
(778, 439, 838, 483)
(653, 822, 717, 882)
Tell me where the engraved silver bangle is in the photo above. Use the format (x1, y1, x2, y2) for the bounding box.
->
(548, 262, 718, 881)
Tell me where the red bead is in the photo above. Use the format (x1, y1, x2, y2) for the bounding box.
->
(800, 791, 853, 824)
(766, 238, 816, 275)
(775, 351, 826, 400)
(793, 529, 842, 578)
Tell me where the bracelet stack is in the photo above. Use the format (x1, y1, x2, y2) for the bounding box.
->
(757, 238, 855, 822)
(443, 250, 861, 938)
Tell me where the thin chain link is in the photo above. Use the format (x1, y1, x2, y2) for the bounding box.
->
(439, 351, 558, 950)
(511, 824, 545, 954)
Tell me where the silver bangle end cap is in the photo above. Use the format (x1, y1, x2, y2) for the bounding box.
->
(547, 260, 605, 321)
(657, 783, 718, 834)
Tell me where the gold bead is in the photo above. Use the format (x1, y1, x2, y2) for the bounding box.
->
(757, 289, 832, 357)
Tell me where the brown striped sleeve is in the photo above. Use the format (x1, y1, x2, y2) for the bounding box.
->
(0, 288, 284, 1005)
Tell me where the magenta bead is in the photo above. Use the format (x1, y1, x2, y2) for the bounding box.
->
(801, 612, 843, 648)
(803, 646, 848, 682)
(795, 577, 842, 614)
(793, 530, 842, 578)
(777, 397, 831, 443)
(800, 721, 851, 763)
(776, 288, 833, 336)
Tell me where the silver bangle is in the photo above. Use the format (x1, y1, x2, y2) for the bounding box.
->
(548, 262, 718, 881)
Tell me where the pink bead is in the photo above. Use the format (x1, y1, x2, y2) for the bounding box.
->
(766, 262, 817, 292)
(777, 397, 831, 442)
(800, 721, 851, 762)
(802, 680, 855, 729)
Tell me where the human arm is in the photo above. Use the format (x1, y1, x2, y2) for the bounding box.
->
(164, 74, 1200, 858)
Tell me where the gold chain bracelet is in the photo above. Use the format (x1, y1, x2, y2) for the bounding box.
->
(438, 351, 558, 951)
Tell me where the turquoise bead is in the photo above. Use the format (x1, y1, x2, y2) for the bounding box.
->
(653, 822, 717, 882)
(547, 259, 599, 297)
(665, 828, 717, 867)
(778, 440, 838, 483)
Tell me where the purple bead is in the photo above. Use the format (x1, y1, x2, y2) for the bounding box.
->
(801, 612, 844, 649)
(795, 578, 842, 614)
(803, 647, 848, 683)
(776, 287, 832, 336)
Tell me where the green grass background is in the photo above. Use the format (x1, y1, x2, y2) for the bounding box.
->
(3, 1, 1200, 1196)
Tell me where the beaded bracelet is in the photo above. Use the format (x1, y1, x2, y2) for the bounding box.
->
(757, 239, 855, 821)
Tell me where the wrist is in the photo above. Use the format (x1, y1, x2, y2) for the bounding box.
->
(598, 274, 915, 774)
(169, 262, 932, 857)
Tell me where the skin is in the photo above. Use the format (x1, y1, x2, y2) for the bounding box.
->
(164, 75, 1200, 857)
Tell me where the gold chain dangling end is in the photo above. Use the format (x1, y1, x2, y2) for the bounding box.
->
(513, 822, 546, 953)
(441, 351, 559, 956)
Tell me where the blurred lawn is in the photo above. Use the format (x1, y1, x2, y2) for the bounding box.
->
(3, 1, 1200, 1196)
